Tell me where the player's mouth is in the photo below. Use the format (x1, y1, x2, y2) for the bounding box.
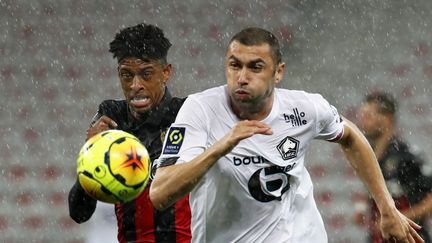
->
(234, 89, 251, 100)
(130, 96, 151, 108)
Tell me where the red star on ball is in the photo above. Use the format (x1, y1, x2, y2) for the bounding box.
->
(122, 146, 145, 170)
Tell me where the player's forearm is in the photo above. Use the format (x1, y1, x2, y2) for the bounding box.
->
(340, 121, 395, 213)
(404, 193, 432, 221)
(150, 140, 228, 210)
(68, 180, 97, 223)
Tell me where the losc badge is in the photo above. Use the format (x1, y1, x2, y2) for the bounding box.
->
(162, 127, 186, 155)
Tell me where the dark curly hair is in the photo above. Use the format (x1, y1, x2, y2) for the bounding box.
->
(109, 23, 172, 64)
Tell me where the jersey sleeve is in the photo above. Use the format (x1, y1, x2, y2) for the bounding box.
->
(68, 179, 97, 223)
(311, 94, 344, 142)
(156, 96, 208, 167)
(89, 100, 120, 127)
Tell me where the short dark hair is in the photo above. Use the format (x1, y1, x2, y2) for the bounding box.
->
(364, 91, 397, 116)
(109, 23, 172, 64)
(228, 27, 282, 64)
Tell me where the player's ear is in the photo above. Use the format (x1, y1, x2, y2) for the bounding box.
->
(162, 63, 173, 84)
(275, 62, 285, 84)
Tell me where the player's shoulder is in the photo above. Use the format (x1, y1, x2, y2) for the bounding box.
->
(167, 96, 187, 112)
(190, 85, 224, 98)
(100, 99, 127, 106)
(170, 96, 187, 105)
(95, 99, 128, 120)
(186, 85, 225, 105)
(159, 96, 187, 126)
(99, 99, 127, 112)
(276, 88, 326, 104)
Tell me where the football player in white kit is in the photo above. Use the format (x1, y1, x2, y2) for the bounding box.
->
(150, 27, 423, 243)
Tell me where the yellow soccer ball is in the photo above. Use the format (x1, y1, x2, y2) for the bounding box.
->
(76, 130, 150, 204)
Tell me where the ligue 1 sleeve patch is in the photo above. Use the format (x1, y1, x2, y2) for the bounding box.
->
(162, 127, 186, 154)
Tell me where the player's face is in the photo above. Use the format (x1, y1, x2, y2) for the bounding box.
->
(225, 41, 284, 114)
(118, 57, 172, 118)
(358, 102, 387, 139)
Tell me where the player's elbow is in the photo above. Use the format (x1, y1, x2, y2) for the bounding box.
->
(149, 185, 170, 211)
(68, 198, 93, 223)
(68, 208, 91, 224)
(338, 120, 362, 148)
(69, 214, 88, 224)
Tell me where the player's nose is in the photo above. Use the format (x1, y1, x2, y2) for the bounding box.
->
(131, 75, 145, 90)
(237, 68, 249, 85)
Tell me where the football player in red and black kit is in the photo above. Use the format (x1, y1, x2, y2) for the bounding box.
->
(355, 92, 432, 243)
(68, 23, 191, 243)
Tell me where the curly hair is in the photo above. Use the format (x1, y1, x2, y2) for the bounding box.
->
(109, 23, 172, 64)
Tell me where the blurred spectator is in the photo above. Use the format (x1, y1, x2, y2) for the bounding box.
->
(354, 91, 432, 242)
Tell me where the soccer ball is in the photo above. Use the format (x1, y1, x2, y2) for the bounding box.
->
(76, 130, 150, 204)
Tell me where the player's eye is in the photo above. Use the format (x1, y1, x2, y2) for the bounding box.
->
(250, 64, 264, 72)
(120, 72, 133, 79)
(229, 62, 241, 70)
(141, 71, 152, 80)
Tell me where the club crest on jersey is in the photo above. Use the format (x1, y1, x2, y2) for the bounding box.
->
(283, 108, 307, 127)
(277, 136, 299, 160)
(162, 127, 185, 154)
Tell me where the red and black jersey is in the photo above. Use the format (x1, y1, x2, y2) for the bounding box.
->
(115, 187, 190, 242)
(368, 137, 431, 243)
(68, 90, 191, 243)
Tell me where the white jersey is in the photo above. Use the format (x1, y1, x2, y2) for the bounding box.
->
(158, 85, 344, 243)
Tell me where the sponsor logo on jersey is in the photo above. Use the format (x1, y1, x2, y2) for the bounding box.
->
(283, 108, 307, 127)
(162, 127, 185, 154)
(232, 156, 297, 172)
(232, 156, 269, 166)
(248, 166, 291, 202)
(277, 136, 299, 160)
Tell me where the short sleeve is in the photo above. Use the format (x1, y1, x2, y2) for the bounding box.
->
(156, 96, 208, 167)
(311, 94, 344, 141)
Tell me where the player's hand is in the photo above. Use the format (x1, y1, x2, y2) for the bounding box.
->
(86, 115, 118, 140)
(216, 120, 272, 155)
(380, 208, 423, 243)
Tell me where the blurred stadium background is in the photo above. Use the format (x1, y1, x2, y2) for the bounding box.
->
(1, 0, 431, 242)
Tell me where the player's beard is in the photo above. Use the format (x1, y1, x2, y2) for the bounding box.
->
(230, 85, 274, 115)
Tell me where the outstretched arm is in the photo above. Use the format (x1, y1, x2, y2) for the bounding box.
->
(150, 120, 272, 210)
(338, 118, 423, 243)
